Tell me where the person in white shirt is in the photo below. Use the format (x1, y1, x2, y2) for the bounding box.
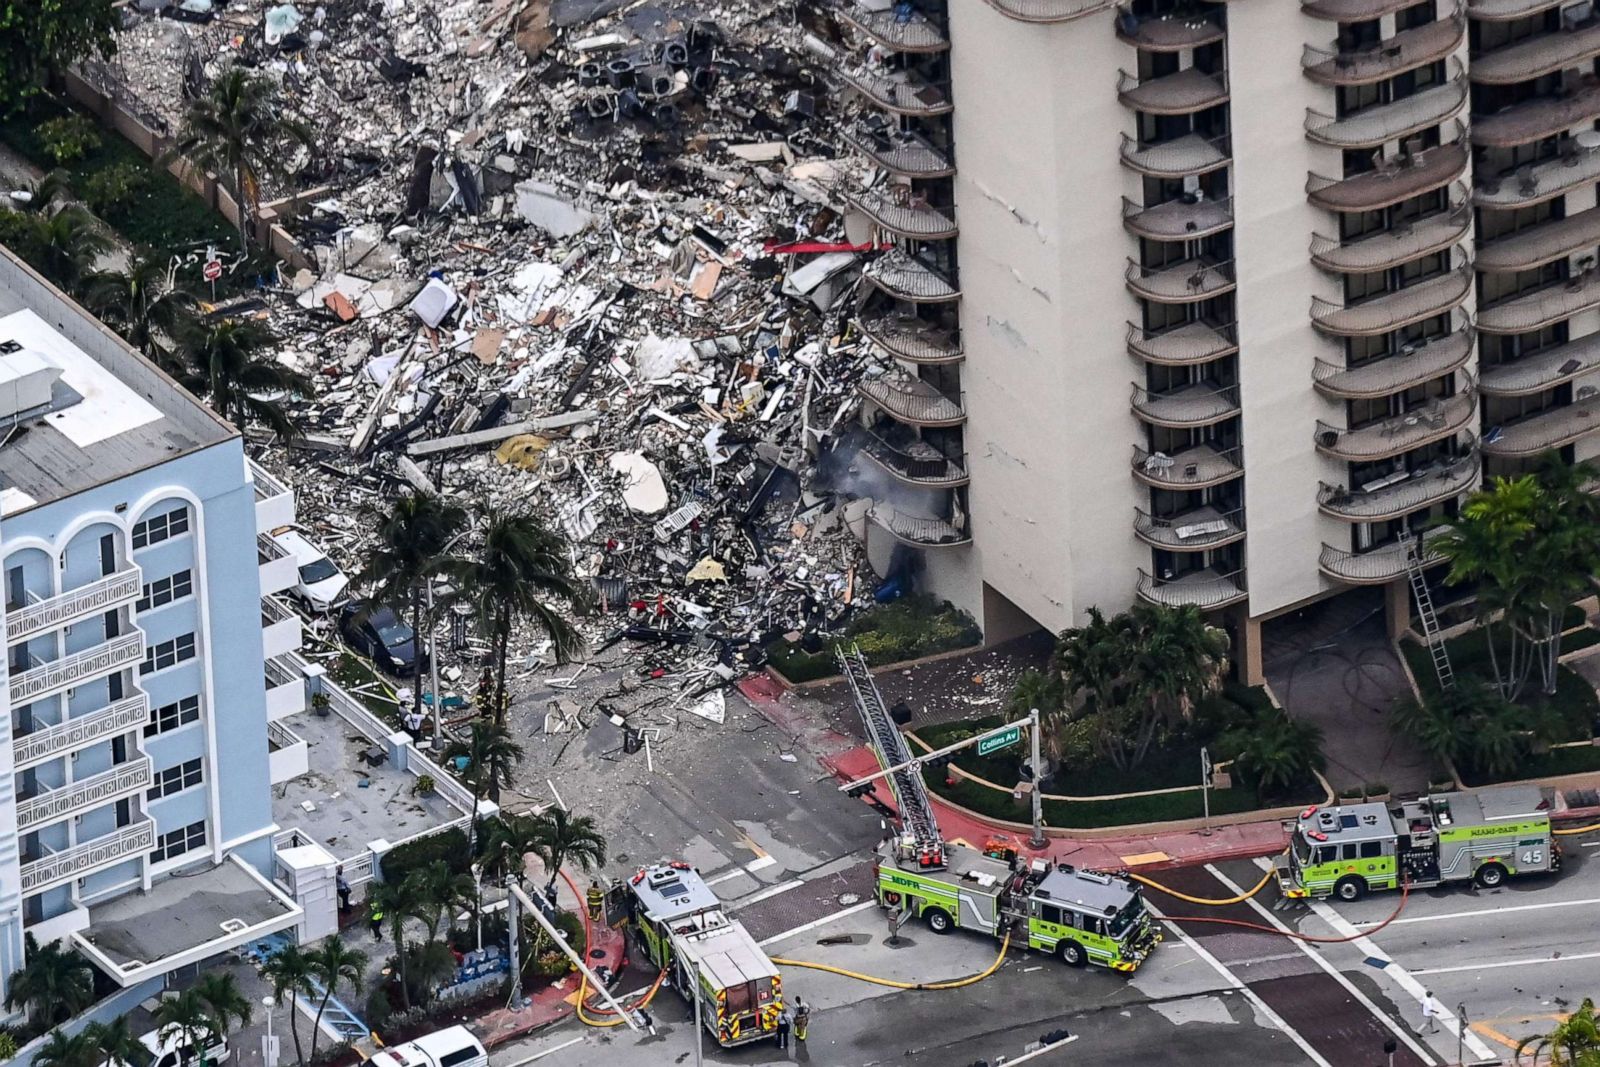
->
(1419, 990, 1445, 1034)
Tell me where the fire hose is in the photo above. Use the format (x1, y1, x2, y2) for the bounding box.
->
(553, 868, 665, 1028)
(771, 930, 1012, 991)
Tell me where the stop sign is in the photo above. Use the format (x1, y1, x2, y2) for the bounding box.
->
(203, 259, 222, 282)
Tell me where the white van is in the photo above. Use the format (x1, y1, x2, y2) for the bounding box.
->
(111, 1026, 229, 1067)
(370, 1026, 488, 1067)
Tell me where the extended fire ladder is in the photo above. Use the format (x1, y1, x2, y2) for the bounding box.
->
(1404, 535, 1455, 692)
(837, 644, 946, 868)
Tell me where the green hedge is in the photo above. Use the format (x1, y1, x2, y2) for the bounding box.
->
(1460, 744, 1600, 787)
(380, 827, 471, 882)
(1401, 636, 1599, 739)
(765, 595, 981, 683)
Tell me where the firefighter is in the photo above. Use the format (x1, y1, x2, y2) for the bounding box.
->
(368, 900, 384, 939)
(793, 997, 810, 1042)
(587, 880, 605, 923)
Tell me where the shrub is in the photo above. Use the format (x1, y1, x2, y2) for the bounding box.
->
(37, 115, 101, 166)
(82, 161, 150, 218)
(0, 1029, 18, 1060)
(380, 827, 470, 882)
(765, 596, 980, 681)
(0, 209, 41, 262)
(364, 986, 393, 1031)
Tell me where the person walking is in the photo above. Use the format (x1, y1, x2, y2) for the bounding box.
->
(775, 1007, 792, 1050)
(336, 866, 352, 914)
(1419, 990, 1445, 1034)
(793, 997, 810, 1042)
(368, 899, 384, 940)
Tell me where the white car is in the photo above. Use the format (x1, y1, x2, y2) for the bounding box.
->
(269, 525, 349, 611)
(370, 1025, 488, 1067)
(111, 1026, 229, 1067)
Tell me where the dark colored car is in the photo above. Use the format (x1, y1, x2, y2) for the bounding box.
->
(338, 600, 425, 677)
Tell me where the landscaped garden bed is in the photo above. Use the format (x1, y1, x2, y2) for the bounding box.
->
(764, 595, 981, 683)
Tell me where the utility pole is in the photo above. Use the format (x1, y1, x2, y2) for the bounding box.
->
(1200, 745, 1213, 837)
(1456, 1002, 1467, 1067)
(1028, 707, 1047, 849)
(427, 579, 443, 750)
(508, 882, 640, 1031)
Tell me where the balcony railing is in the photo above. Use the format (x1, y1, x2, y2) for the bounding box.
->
(1134, 506, 1246, 551)
(1481, 333, 1600, 396)
(1309, 263, 1472, 336)
(9, 632, 144, 706)
(1119, 132, 1231, 178)
(1125, 258, 1236, 304)
(1308, 197, 1470, 273)
(1477, 270, 1600, 335)
(1136, 567, 1247, 610)
(20, 819, 155, 894)
(1305, 67, 1467, 150)
(1302, 12, 1465, 86)
(1472, 18, 1600, 84)
(250, 457, 294, 534)
(1115, 8, 1224, 52)
(1131, 382, 1241, 428)
(857, 312, 962, 364)
(1117, 68, 1229, 116)
(1468, 0, 1564, 18)
(12, 695, 148, 772)
(17, 757, 152, 833)
(1303, 0, 1427, 18)
(1123, 196, 1233, 241)
(1307, 135, 1467, 213)
(1477, 206, 1600, 274)
(1320, 528, 1449, 585)
(859, 433, 969, 488)
(858, 374, 966, 426)
(843, 187, 958, 240)
(837, 64, 952, 117)
(1312, 327, 1475, 399)
(1473, 76, 1600, 150)
(1126, 320, 1238, 366)
(868, 504, 972, 547)
(6, 566, 142, 643)
(980, 0, 1116, 22)
(836, 1, 949, 52)
(1314, 388, 1477, 461)
(839, 123, 954, 178)
(1132, 443, 1244, 489)
(1475, 146, 1600, 209)
(864, 250, 959, 302)
(1483, 399, 1600, 457)
(1318, 451, 1480, 522)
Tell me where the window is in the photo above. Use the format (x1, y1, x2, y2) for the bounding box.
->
(147, 758, 203, 800)
(1341, 843, 1359, 861)
(1038, 903, 1064, 927)
(437, 1048, 480, 1067)
(131, 507, 190, 550)
(99, 534, 116, 577)
(151, 820, 206, 862)
(1313, 846, 1335, 865)
(137, 570, 194, 612)
(1360, 842, 1383, 859)
(145, 695, 200, 738)
(140, 634, 196, 675)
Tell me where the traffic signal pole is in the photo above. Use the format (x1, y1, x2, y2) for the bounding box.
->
(835, 714, 1038, 795)
(1028, 707, 1046, 849)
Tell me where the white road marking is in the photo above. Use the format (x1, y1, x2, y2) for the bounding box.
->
(1146, 899, 1333, 1067)
(1250, 858, 1498, 1065)
(1207, 864, 1440, 1066)
(758, 901, 878, 947)
(496, 1035, 584, 1066)
(705, 854, 779, 886)
(1356, 895, 1600, 927)
(1411, 950, 1600, 976)
(733, 878, 804, 909)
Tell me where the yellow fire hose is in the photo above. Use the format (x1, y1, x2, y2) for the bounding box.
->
(772, 930, 1012, 991)
(575, 966, 666, 1028)
(1125, 854, 1281, 905)
(1555, 822, 1600, 836)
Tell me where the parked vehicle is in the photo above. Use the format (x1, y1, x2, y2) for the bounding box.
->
(338, 599, 425, 676)
(269, 525, 349, 611)
(369, 1025, 487, 1067)
(111, 1026, 229, 1067)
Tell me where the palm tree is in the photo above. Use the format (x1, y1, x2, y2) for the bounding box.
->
(529, 806, 607, 896)
(367, 877, 424, 1011)
(152, 989, 221, 1067)
(177, 317, 311, 439)
(88, 1016, 144, 1067)
(479, 812, 545, 886)
(306, 936, 366, 1061)
(356, 492, 469, 730)
(1517, 997, 1600, 1065)
(451, 509, 585, 736)
(1122, 603, 1229, 766)
(260, 944, 316, 1067)
(412, 860, 475, 941)
(169, 66, 313, 249)
(32, 1028, 101, 1067)
(81, 255, 198, 374)
(1049, 606, 1126, 768)
(1222, 705, 1326, 802)
(192, 971, 252, 1040)
(27, 205, 112, 294)
(444, 719, 524, 818)
(4, 933, 95, 1025)
(401, 940, 457, 1006)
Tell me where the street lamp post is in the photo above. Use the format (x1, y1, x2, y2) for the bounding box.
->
(1028, 707, 1046, 850)
(262, 995, 277, 1067)
(472, 862, 484, 951)
(1457, 1002, 1467, 1067)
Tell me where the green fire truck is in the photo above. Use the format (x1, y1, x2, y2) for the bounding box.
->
(1274, 785, 1562, 901)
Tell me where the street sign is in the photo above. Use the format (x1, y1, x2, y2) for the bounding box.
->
(978, 726, 1021, 756)
(203, 258, 223, 281)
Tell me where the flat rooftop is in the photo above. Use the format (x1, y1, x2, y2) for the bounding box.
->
(0, 245, 234, 515)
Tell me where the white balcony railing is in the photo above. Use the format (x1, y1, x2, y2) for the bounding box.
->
(6, 568, 142, 643)
(16, 757, 153, 833)
(261, 596, 303, 660)
(21, 819, 155, 894)
(12, 696, 149, 771)
(9, 632, 144, 706)
(249, 458, 294, 535)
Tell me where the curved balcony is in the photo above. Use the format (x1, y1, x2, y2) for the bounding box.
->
(1314, 389, 1477, 461)
(839, 123, 955, 179)
(1309, 198, 1469, 273)
(859, 433, 969, 488)
(1483, 399, 1600, 457)
(1319, 529, 1449, 585)
(1303, 0, 1431, 19)
(1481, 333, 1600, 396)
(1123, 196, 1233, 241)
(1467, 0, 1564, 19)
(1318, 451, 1479, 522)
(858, 373, 966, 427)
(980, 0, 1115, 22)
(843, 186, 958, 240)
(858, 312, 963, 364)
(1117, 68, 1229, 116)
(1472, 20, 1600, 85)
(1307, 137, 1468, 213)
(1126, 320, 1238, 367)
(1477, 271, 1600, 335)
(1312, 327, 1475, 399)
(1120, 132, 1231, 178)
(1132, 443, 1244, 489)
(1475, 148, 1600, 210)
(1309, 263, 1472, 337)
(837, 64, 952, 117)
(1305, 72, 1467, 151)
(1473, 77, 1600, 150)
(1131, 381, 1240, 428)
(1116, 8, 1224, 51)
(1134, 506, 1246, 551)
(863, 250, 959, 303)
(868, 503, 971, 547)
(1126, 258, 1236, 304)
(837, 1, 949, 53)
(1302, 14, 1465, 87)
(1476, 206, 1600, 275)
(1137, 567, 1247, 610)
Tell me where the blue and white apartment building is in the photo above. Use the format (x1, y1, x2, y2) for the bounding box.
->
(0, 243, 301, 1014)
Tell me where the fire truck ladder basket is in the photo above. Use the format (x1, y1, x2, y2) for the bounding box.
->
(837, 644, 945, 866)
(1404, 535, 1454, 692)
